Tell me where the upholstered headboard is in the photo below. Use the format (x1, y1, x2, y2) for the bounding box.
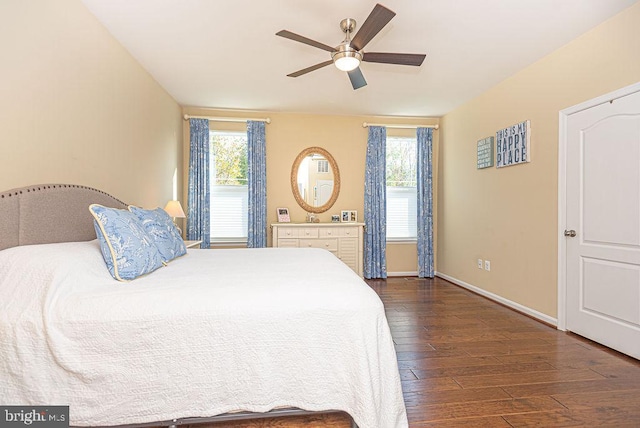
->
(0, 184, 128, 251)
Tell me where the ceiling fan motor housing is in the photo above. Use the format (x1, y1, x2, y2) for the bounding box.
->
(333, 18, 362, 71)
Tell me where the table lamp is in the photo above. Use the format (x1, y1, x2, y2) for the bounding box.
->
(163, 200, 186, 235)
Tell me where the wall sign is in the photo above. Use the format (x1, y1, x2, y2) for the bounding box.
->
(496, 120, 530, 168)
(477, 136, 494, 169)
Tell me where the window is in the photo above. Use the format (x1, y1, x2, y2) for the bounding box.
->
(317, 159, 329, 173)
(386, 137, 417, 240)
(209, 131, 248, 243)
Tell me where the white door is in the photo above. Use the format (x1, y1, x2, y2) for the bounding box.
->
(316, 180, 333, 206)
(565, 88, 640, 359)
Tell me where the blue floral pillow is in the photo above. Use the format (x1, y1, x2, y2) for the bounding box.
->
(89, 204, 165, 281)
(128, 206, 187, 263)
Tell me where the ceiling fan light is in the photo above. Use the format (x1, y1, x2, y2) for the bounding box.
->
(334, 55, 360, 71)
(332, 47, 363, 72)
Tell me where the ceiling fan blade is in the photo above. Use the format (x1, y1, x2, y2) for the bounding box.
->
(363, 52, 426, 66)
(276, 30, 336, 53)
(350, 4, 396, 51)
(347, 67, 367, 90)
(287, 60, 334, 78)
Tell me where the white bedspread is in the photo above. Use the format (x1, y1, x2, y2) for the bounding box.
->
(0, 241, 407, 428)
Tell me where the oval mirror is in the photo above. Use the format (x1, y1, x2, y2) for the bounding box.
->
(291, 147, 340, 214)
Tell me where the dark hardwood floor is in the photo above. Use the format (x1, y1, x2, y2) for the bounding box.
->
(191, 275, 640, 427)
(369, 276, 640, 427)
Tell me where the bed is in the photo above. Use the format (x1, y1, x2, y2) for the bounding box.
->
(0, 184, 408, 428)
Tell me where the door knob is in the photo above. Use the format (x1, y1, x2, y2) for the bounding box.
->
(564, 230, 576, 237)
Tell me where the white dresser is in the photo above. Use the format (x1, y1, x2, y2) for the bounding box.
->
(271, 223, 365, 276)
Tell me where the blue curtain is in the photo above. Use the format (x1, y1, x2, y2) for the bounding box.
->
(247, 121, 267, 248)
(417, 127, 434, 277)
(187, 118, 211, 249)
(364, 126, 387, 279)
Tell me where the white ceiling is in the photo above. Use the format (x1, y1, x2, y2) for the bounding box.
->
(81, 0, 637, 117)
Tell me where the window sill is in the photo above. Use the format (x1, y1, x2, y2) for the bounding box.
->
(386, 238, 417, 244)
(210, 239, 247, 247)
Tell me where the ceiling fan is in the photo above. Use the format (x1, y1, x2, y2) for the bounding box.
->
(276, 3, 426, 90)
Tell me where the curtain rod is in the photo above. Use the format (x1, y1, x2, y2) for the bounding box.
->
(362, 122, 439, 130)
(183, 114, 271, 124)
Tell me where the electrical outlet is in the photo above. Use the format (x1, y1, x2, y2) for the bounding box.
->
(477, 258, 483, 269)
(484, 260, 491, 271)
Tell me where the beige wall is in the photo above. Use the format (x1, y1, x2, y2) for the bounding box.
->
(182, 107, 438, 273)
(437, 3, 640, 318)
(0, 0, 183, 208)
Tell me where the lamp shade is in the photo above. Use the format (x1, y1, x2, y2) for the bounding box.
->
(163, 200, 186, 218)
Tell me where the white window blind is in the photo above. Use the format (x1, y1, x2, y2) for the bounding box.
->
(387, 187, 417, 239)
(210, 185, 248, 241)
(386, 137, 417, 240)
(209, 131, 248, 243)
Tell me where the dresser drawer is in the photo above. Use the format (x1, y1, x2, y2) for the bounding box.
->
(278, 228, 298, 238)
(277, 239, 299, 248)
(299, 228, 319, 238)
(339, 227, 359, 237)
(338, 254, 357, 272)
(319, 228, 338, 238)
(299, 238, 338, 251)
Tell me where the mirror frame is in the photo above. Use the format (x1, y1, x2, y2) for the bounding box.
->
(290, 146, 341, 214)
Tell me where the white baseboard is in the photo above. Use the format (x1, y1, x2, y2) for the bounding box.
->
(435, 272, 558, 327)
(387, 271, 418, 277)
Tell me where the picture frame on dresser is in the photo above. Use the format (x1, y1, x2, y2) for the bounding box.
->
(277, 207, 290, 223)
(341, 210, 357, 223)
